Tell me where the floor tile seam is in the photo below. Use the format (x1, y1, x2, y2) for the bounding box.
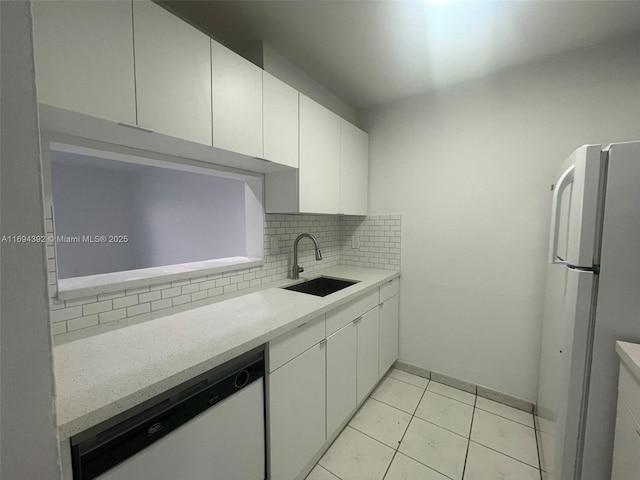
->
(347, 423, 403, 451)
(467, 439, 541, 470)
(369, 395, 420, 416)
(474, 405, 536, 429)
(316, 462, 344, 480)
(425, 388, 476, 407)
(384, 374, 429, 394)
(380, 385, 427, 480)
(410, 415, 472, 440)
(533, 420, 543, 480)
(367, 396, 417, 418)
(394, 385, 428, 452)
(381, 449, 399, 480)
(393, 448, 456, 480)
(461, 391, 478, 479)
(388, 372, 431, 390)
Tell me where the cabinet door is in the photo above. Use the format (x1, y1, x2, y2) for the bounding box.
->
(32, 0, 136, 124)
(611, 397, 640, 480)
(133, 0, 212, 145)
(340, 120, 369, 215)
(357, 306, 380, 403)
(379, 294, 399, 377)
(263, 72, 298, 168)
(326, 322, 357, 438)
(269, 343, 326, 480)
(299, 95, 341, 214)
(211, 41, 263, 158)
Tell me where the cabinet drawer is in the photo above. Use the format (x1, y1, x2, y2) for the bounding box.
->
(379, 277, 400, 304)
(619, 364, 640, 424)
(269, 315, 325, 373)
(326, 291, 378, 336)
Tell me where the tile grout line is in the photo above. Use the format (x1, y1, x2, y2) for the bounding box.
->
(467, 439, 542, 471)
(425, 386, 476, 407)
(317, 463, 343, 480)
(381, 379, 430, 480)
(461, 390, 478, 479)
(474, 406, 535, 428)
(534, 421, 544, 480)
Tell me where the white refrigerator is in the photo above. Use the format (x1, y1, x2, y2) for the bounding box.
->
(536, 141, 640, 480)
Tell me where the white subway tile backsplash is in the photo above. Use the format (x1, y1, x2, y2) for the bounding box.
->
(223, 284, 238, 294)
(51, 321, 67, 335)
(161, 287, 182, 299)
(52, 306, 83, 323)
(113, 295, 138, 310)
(82, 300, 112, 316)
(139, 291, 162, 304)
(99, 308, 127, 324)
(172, 294, 191, 306)
(127, 303, 150, 317)
(151, 299, 172, 311)
(67, 315, 99, 332)
(65, 296, 98, 308)
(49, 214, 400, 337)
(191, 290, 208, 302)
(181, 284, 199, 295)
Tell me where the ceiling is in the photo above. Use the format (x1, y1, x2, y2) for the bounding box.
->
(162, 1, 640, 110)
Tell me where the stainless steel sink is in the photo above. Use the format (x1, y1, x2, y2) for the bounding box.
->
(282, 276, 359, 297)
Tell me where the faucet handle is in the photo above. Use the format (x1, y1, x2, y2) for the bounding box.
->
(298, 266, 304, 273)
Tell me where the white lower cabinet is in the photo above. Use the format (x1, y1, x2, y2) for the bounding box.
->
(326, 322, 357, 438)
(357, 306, 380, 403)
(611, 364, 640, 479)
(269, 342, 326, 480)
(379, 294, 399, 377)
(268, 279, 399, 479)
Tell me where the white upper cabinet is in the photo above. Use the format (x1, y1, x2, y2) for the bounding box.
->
(32, 0, 136, 125)
(133, 0, 212, 145)
(299, 94, 341, 213)
(340, 120, 369, 215)
(211, 41, 263, 158)
(263, 72, 298, 168)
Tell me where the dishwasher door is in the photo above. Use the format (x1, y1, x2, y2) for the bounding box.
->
(97, 378, 264, 480)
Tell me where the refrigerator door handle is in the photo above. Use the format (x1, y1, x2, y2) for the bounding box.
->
(549, 165, 575, 264)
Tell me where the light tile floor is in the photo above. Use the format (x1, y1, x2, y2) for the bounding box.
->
(307, 369, 542, 480)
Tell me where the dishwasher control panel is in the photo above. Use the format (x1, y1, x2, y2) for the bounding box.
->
(70, 347, 265, 480)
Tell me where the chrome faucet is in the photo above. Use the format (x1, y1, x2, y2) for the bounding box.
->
(291, 233, 322, 279)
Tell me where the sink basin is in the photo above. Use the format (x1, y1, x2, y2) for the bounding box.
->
(282, 276, 359, 297)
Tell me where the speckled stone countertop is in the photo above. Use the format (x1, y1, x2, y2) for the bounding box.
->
(54, 265, 399, 439)
(616, 341, 640, 382)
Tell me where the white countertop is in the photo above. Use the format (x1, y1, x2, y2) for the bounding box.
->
(616, 341, 640, 382)
(54, 266, 399, 439)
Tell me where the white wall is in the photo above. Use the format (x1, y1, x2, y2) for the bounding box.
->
(359, 33, 640, 402)
(0, 1, 61, 477)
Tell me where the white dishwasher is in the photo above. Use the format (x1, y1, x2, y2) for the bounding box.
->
(70, 348, 265, 480)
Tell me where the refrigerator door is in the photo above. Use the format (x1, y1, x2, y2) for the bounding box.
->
(579, 141, 640, 480)
(548, 144, 603, 268)
(553, 268, 596, 480)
